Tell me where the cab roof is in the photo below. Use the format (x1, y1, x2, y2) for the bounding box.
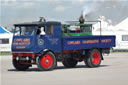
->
(14, 21, 61, 26)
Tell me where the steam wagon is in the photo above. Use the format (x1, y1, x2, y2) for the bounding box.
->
(12, 18, 115, 71)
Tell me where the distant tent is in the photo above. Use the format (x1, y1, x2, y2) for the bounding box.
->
(0, 26, 10, 34)
(0, 26, 13, 52)
(114, 17, 128, 31)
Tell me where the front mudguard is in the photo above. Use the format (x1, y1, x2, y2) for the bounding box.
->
(36, 49, 56, 64)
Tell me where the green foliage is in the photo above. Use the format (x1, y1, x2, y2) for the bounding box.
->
(0, 51, 12, 55)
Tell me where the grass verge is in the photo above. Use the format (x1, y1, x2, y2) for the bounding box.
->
(0, 51, 12, 56)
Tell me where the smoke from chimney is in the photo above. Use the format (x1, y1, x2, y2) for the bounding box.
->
(81, 0, 101, 20)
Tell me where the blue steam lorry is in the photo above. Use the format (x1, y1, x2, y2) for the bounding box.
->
(11, 17, 115, 71)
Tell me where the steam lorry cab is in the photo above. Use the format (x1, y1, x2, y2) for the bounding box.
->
(12, 20, 115, 71)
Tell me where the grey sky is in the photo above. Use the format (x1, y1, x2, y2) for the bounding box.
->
(1, 0, 128, 30)
(1, 0, 86, 28)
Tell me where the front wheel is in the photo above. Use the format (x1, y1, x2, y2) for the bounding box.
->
(36, 52, 56, 71)
(84, 49, 102, 68)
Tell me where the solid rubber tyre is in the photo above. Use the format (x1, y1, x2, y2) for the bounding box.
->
(36, 52, 56, 71)
(84, 49, 101, 68)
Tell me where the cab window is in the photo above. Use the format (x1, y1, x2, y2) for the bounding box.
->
(14, 26, 35, 36)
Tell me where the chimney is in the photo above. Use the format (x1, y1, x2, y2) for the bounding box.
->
(79, 14, 85, 24)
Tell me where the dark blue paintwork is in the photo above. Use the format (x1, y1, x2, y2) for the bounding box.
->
(12, 36, 35, 52)
(12, 24, 115, 53)
(34, 25, 62, 53)
(12, 25, 62, 53)
(63, 35, 115, 50)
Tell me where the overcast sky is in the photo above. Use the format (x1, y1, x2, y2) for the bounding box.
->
(1, 0, 87, 28)
(1, 0, 128, 30)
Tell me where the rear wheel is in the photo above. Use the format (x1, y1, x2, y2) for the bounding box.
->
(84, 49, 101, 68)
(62, 58, 78, 68)
(13, 59, 30, 71)
(36, 52, 56, 71)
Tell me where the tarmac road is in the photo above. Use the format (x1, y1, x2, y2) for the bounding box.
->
(0, 52, 128, 85)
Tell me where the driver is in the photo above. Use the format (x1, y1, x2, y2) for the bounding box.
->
(36, 26, 41, 35)
(37, 26, 45, 35)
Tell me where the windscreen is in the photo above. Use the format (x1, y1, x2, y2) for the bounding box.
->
(14, 26, 35, 36)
